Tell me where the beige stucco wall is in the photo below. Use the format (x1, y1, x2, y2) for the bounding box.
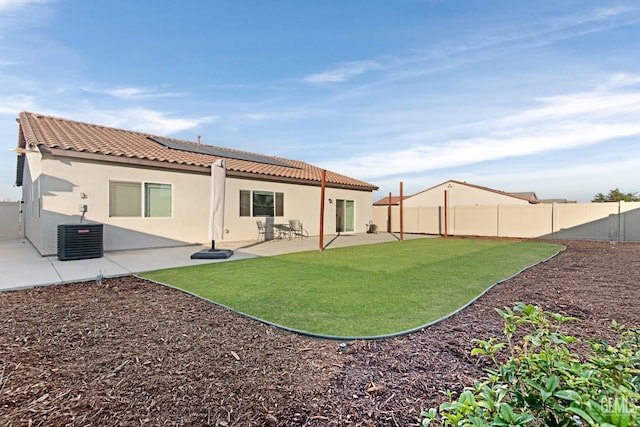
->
(404, 181, 529, 207)
(226, 180, 374, 241)
(498, 204, 553, 238)
(373, 202, 640, 241)
(454, 205, 498, 236)
(22, 154, 374, 255)
(374, 206, 441, 234)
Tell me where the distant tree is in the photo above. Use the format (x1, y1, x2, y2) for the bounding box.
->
(592, 188, 640, 202)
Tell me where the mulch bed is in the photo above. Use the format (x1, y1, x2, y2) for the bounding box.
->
(1, 240, 638, 426)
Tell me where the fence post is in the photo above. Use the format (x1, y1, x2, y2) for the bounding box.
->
(618, 201, 622, 242)
(551, 202, 556, 240)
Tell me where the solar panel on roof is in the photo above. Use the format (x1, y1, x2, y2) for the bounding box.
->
(148, 137, 297, 168)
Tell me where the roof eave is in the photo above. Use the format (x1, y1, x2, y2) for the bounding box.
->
(41, 148, 377, 192)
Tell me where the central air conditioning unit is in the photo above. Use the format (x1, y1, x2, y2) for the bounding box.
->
(57, 223, 104, 261)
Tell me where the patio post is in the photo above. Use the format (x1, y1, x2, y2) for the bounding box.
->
(319, 169, 326, 251)
(400, 181, 404, 241)
(387, 191, 391, 232)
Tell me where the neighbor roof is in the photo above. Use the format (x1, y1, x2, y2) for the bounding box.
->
(411, 180, 542, 204)
(15, 111, 378, 191)
(508, 191, 538, 200)
(372, 195, 410, 206)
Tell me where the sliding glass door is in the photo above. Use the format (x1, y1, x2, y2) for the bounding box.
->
(336, 199, 355, 233)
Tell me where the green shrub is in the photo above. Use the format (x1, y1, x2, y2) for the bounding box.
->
(421, 303, 640, 426)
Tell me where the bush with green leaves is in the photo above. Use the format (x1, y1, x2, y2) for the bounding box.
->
(421, 302, 639, 426)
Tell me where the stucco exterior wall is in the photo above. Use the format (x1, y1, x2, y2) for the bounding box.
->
(404, 181, 529, 207)
(22, 155, 374, 255)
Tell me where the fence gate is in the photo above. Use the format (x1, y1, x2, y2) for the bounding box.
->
(0, 201, 23, 240)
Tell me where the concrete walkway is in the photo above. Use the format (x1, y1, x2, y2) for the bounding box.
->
(0, 233, 430, 291)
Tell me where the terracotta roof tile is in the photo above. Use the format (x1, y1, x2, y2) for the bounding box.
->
(372, 195, 410, 206)
(18, 111, 377, 191)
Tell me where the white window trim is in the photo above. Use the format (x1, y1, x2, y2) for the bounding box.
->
(108, 180, 174, 219)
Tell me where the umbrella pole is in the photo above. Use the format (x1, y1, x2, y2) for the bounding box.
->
(211, 240, 216, 251)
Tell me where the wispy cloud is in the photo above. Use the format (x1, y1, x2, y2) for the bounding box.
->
(0, 102, 218, 136)
(67, 108, 220, 136)
(549, 5, 633, 28)
(303, 5, 640, 90)
(108, 108, 217, 135)
(82, 85, 187, 100)
(597, 72, 640, 90)
(321, 74, 640, 180)
(303, 60, 383, 84)
(0, 0, 55, 30)
(0, 94, 37, 114)
(0, 0, 52, 12)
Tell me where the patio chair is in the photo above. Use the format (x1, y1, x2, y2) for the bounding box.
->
(256, 220, 266, 242)
(288, 219, 308, 239)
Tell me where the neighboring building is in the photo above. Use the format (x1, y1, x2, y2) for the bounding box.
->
(381, 180, 541, 207)
(508, 191, 538, 201)
(372, 195, 409, 206)
(538, 198, 576, 204)
(15, 112, 378, 256)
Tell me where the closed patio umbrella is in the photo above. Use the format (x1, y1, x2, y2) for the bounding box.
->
(191, 159, 233, 259)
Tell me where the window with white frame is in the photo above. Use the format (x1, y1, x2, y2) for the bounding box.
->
(239, 189, 284, 217)
(109, 181, 172, 218)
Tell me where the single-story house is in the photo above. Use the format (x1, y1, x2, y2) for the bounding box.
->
(373, 180, 541, 207)
(15, 111, 378, 256)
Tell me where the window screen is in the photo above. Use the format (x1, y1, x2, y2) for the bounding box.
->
(109, 181, 142, 217)
(241, 190, 285, 217)
(253, 191, 274, 217)
(144, 183, 172, 217)
(240, 190, 251, 217)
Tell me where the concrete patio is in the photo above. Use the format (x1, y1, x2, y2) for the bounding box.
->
(0, 233, 431, 291)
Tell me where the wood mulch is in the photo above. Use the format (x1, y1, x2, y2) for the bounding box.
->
(1, 240, 638, 426)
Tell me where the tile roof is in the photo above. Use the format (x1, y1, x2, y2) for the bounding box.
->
(372, 195, 410, 206)
(16, 111, 378, 191)
(508, 191, 538, 200)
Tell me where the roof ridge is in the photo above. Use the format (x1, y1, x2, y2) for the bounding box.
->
(448, 179, 539, 202)
(21, 110, 188, 142)
(408, 179, 540, 203)
(16, 111, 378, 191)
(22, 111, 298, 164)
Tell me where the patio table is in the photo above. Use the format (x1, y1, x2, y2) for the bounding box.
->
(270, 223, 292, 240)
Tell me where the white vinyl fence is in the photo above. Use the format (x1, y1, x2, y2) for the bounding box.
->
(373, 201, 640, 242)
(0, 201, 23, 240)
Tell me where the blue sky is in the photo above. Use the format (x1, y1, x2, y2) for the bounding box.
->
(2, 0, 640, 202)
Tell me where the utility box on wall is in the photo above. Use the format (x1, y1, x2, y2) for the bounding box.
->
(57, 223, 104, 261)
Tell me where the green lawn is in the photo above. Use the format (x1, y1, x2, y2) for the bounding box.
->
(140, 238, 562, 338)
